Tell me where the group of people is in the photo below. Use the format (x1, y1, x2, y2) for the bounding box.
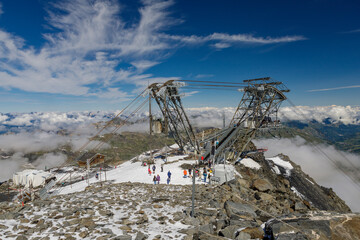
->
(182, 167, 213, 183)
(148, 164, 172, 184)
(147, 162, 215, 185)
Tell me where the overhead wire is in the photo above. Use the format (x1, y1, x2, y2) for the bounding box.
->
(184, 83, 245, 88)
(53, 97, 151, 195)
(179, 79, 247, 85)
(47, 89, 150, 195)
(182, 87, 241, 92)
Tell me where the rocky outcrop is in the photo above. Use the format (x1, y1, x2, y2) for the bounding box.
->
(238, 151, 351, 213)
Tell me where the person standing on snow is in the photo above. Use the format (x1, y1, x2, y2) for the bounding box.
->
(156, 174, 160, 184)
(152, 165, 156, 173)
(183, 169, 187, 178)
(203, 170, 207, 182)
(153, 175, 157, 184)
(167, 170, 172, 179)
(148, 168, 152, 175)
(161, 165, 163, 172)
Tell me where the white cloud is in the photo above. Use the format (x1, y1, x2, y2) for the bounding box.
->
(0, 132, 69, 153)
(0, 113, 8, 122)
(0, 0, 176, 97)
(131, 60, 160, 72)
(185, 105, 360, 127)
(186, 107, 235, 128)
(341, 29, 360, 34)
(212, 42, 231, 49)
(194, 74, 214, 79)
(32, 153, 67, 170)
(279, 105, 360, 125)
(0, 0, 306, 100)
(0, 105, 358, 138)
(5, 113, 34, 126)
(0, 153, 28, 182)
(163, 32, 306, 48)
(209, 32, 306, 44)
(253, 137, 360, 212)
(308, 85, 360, 92)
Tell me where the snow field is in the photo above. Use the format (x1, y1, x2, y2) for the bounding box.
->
(58, 155, 203, 195)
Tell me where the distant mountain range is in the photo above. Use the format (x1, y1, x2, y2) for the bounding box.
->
(1, 105, 359, 132)
(280, 121, 360, 154)
(0, 105, 359, 154)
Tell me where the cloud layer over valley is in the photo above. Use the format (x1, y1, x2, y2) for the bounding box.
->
(254, 137, 360, 212)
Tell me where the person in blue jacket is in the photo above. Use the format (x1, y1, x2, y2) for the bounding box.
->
(203, 170, 207, 182)
(167, 170, 172, 179)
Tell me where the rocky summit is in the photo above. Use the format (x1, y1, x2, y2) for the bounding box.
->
(1, 149, 359, 240)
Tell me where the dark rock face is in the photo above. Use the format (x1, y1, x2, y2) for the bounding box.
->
(289, 167, 350, 212)
(241, 151, 351, 214)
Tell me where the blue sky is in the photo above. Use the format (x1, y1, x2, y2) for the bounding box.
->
(0, 0, 359, 112)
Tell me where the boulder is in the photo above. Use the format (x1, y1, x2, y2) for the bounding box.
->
(251, 179, 274, 192)
(199, 224, 214, 235)
(295, 201, 307, 212)
(236, 231, 251, 240)
(135, 231, 148, 240)
(215, 219, 227, 230)
(113, 236, 132, 240)
(219, 225, 241, 239)
(224, 201, 257, 220)
(258, 192, 273, 201)
(16, 236, 28, 240)
(79, 231, 88, 238)
(80, 218, 96, 230)
(236, 178, 250, 188)
(276, 232, 309, 240)
(0, 224, 7, 229)
(242, 227, 264, 239)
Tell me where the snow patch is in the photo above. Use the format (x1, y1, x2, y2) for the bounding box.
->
(271, 165, 281, 175)
(291, 186, 305, 199)
(266, 156, 293, 176)
(239, 158, 261, 170)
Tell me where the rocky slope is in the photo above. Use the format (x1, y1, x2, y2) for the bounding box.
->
(1, 148, 359, 239)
